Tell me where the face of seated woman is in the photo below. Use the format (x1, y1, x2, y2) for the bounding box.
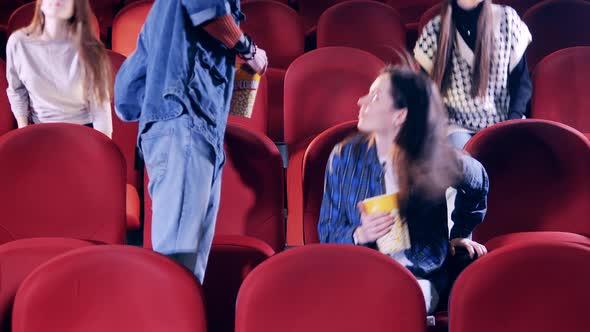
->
(41, 0, 75, 21)
(356, 74, 406, 137)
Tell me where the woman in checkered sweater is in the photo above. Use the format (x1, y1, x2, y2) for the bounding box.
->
(414, 0, 532, 149)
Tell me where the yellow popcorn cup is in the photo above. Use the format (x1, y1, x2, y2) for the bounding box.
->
(229, 63, 261, 118)
(361, 193, 398, 215)
(361, 193, 411, 255)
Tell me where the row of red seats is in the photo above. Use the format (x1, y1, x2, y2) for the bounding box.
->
(105, 0, 590, 137)
(99, 0, 590, 70)
(300, 118, 590, 246)
(94, 0, 590, 150)
(6, 0, 589, 69)
(2, 107, 588, 331)
(0, 120, 279, 332)
(0, 238, 587, 332)
(1, 0, 589, 144)
(0, 2, 581, 332)
(0, 45, 589, 242)
(0, 0, 465, 41)
(0, 91, 588, 332)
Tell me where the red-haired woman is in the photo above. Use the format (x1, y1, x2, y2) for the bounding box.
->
(6, 0, 112, 138)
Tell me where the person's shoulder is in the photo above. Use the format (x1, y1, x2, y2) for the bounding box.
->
(6, 29, 30, 49)
(495, 3, 518, 16)
(329, 134, 368, 164)
(336, 134, 369, 154)
(494, 3, 522, 23)
(423, 14, 442, 33)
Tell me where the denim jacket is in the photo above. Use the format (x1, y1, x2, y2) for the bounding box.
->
(318, 135, 489, 280)
(114, 0, 243, 162)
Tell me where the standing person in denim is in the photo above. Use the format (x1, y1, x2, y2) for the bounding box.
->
(114, 0, 267, 283)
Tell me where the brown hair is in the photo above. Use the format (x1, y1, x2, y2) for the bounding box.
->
(26, 0, 112, 104)
(432, 0, 494, 98)
(383, 66, 462, 213)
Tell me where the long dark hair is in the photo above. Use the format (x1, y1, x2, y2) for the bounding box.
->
(383, 66, 462, 212)
(432, 0, 494, 98)
(26, 0, 112, 104)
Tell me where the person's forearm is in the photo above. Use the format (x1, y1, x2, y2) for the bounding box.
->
(451, 155, 489, 239)
(15, 115, 29, 128)
(202, 14, 243, 48)
(507, 56, 532, 119)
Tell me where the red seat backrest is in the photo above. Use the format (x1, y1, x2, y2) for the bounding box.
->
(0, 238, 93, 332)
(384, 0, 439, 25)
(297, 0, 356, 34)
(302, 121, 358, 244)
(283, 47, 383, 146)
(450, 241, 590, 332)
(531, 46, 590, 134)
(217, 123, 285, 252)
(0, 123, 127, 244)
(203, 235, 274, 332)
(236, 244, 427, 332)
(523, 0, 590, 70)
(89, 0, 121, 39)
(317, 1, 406, 65)
(0, 0, 26, 27)
(12, 245, 207, 332)
(241, 0, 304, 69)
(464, 119, 590, 244)
(111, 0, 153, 57)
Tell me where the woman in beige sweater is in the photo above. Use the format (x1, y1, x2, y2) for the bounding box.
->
(5, 0, 113, 138)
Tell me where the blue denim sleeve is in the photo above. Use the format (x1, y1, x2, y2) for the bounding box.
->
(318, 146, 356, 244)
(114, 30, 148, 122)
(181, 0, 231, 26)
(450, 154, 489, 239)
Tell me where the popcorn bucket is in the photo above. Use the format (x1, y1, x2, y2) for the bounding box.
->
(229, 63, 261, 118)
(361, 193, 411, 255)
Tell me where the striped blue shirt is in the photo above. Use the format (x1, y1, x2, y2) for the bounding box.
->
(318, 134, 488, 280)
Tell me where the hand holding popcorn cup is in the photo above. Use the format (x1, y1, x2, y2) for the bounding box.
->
(360, 193, 411, 255)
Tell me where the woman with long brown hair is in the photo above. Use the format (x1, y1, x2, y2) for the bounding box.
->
(318, 65, 489, 314)
(414, 0, 532, 149)
(6, 0, 112, 137)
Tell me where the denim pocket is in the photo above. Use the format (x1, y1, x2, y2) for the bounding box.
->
(140, 127, 174, 184)
(187, 44, 231, 126)
(196, 48, 229, 86)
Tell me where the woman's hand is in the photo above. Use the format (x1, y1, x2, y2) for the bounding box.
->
(354, 203, 396, 245)
(450, 238, 488, 259)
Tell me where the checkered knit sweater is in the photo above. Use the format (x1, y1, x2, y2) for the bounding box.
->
(414, 5, 531, 131)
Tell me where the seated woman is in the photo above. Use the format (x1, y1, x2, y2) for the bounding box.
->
(318, 66, 489, 314)
(414, 0, 532, 149)
(5, 0, 113, 138)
